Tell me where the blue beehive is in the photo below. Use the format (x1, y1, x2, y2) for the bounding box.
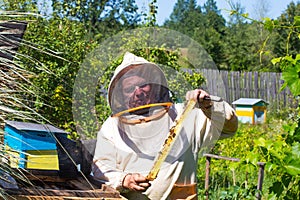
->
(4, 120, 68, 169)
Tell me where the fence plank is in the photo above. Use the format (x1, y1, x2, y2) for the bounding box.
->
(222, 70, 229, 101)
(254, 72, 258, 97)
(260, 73, 265, 101)
(237, 71, 241, 100)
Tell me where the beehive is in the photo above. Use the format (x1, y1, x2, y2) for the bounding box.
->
(232, 98, 268, 124)
(4, 120, 68, 170)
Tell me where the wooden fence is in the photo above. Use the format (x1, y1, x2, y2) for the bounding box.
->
(197, 69, 297, 110)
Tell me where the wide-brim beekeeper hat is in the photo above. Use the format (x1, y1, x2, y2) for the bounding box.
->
(108, 52, 171, 115)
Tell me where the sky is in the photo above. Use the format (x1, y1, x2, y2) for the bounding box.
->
(136, 0, 297, 25)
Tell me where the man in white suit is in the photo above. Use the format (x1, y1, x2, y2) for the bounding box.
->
(92, 52, 238, 199)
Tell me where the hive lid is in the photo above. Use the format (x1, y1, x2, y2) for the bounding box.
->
(232, 98, 268, 106)
(5, 120, 68, 134)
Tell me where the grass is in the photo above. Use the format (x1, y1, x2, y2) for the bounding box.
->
(0, 14, 63, 198)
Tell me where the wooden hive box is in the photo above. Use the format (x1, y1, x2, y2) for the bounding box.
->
(2, 172, 127, 200)
(232, 98, 268, 124)
(4, 120, 68, 170)
(0, 20, 28, 61)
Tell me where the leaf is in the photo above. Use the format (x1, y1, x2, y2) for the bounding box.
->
(245, 151, 259, 165)
(283, 55, 295, 64)
(284, 162, 300, 175)
(267, 193, 278, 200)
(230, 10, 237, 16)
(255, 137, 266, 146)
(271, 57, 282, 65)
(273, 140, 285, 150)
(283, 123, 294, 133)
(265, 162, 277, 172)
(296, 54, 300, 62)
(228, 161, 240, 171)
(294, 16, 300, 26)
(281, 64, 300, 96)
(280, 81, 288, 92)
(291, 142, 300, 158)
(241, 13, 249, 18)
(264, 17, 274, 32)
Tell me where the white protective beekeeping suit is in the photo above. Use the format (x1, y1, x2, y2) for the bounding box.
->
(92, 52, 238, 200)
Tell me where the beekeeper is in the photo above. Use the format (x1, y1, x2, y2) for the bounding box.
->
(92, 52, 238, 200)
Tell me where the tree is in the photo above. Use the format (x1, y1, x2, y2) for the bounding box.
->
(166, 0, 191, 24)
(224, 1, 261, 71)
(164, 0, 203, 37)
(224, 22, 262, 71)
(51, 0, 141, 39)
(252, 0, 270, 20)
(18, 16, 98, 137)
(1, 0, 38, 12)
(0, 6, 68, 198)
(202, 0, 225, 33)
(1, 0, 145, 138)
(227, 0, 246, 25)
(195, 0, 226, 67)
(271, 2, 300, 58)
(164, 0, 227, 68)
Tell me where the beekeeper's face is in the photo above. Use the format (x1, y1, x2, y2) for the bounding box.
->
(122, 75, 152, 109)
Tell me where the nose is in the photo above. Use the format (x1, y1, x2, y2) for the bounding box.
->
(134, 86, 143, 94)
(134, 86, 146, 98)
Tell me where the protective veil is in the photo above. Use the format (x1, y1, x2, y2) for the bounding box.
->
(108, 52, 171, 116)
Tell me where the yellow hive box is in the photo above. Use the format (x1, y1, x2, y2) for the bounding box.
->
(26, 150, 59, 170)
(6, 149, 21, 168)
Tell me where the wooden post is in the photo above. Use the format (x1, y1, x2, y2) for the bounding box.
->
(205, 156, 211, 200)
(256, 162, 265, 200)
(203, 154, 266, 200)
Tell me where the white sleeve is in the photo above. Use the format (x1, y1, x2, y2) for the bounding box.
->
(219, 101, 238, 138)
(92, 122, 127, 191)
(196, 99, 238, 153)
(200, 99, 238, 138)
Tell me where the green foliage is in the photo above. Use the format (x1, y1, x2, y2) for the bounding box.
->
(280, 61, 300, 96)
(165, 0, 227, 68)
(0, 11, 57, 198)
(271, 51, 300, 97)
(208, 2, 300, 198)
(164, 0, 203, 38)
(263, 18, 278, 33)
(18, 16, 98, 136)
(51, 0, 141, 38)
(202, 0, 225, 33)
(163, 1, 300, 72)
(182, 69, 206, 90)
(271, 2, 300, 58)
(262, 114, 300, 198)
(145, 0, 158, 26)
(196, 102, 300, 199)
(1, 0, 38, 12)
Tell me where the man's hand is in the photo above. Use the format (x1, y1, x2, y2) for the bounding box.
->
(122, 173, 151, 192)
(185, 89, 212, 109)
